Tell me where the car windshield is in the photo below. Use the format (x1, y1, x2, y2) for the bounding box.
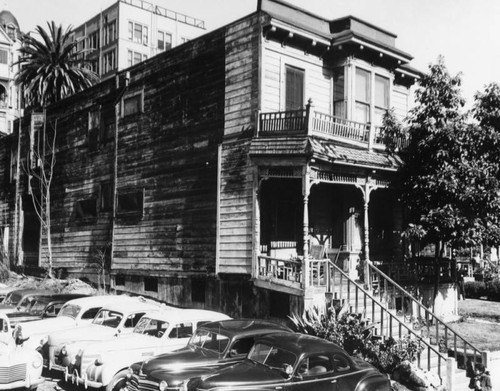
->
(17, 296, 37, 311)
(248, 343, 297, 370)
(29, 298, 53, 315)
(58, 304, 81, 319)
(92, 309, 123, 328)
(133, 317, 169, 338)
(3, 292, 22, 305)
(189, 329, 230, 354)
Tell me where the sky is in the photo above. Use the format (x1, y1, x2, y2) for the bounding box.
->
(4, 0, 500, 108)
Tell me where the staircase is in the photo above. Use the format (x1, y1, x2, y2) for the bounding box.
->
(304, 259, 486, 390)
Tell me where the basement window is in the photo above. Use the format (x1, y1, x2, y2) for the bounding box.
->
(144, 277, 158, 292)
(122, 92, 143, 117)
(191, 279, 206, 303)
(115, 274, 125, 286)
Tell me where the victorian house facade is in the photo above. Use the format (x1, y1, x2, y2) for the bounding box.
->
(0, 1, 478, 387)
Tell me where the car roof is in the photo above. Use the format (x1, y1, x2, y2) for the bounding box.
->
(141, 309, 231, 323)
(98, 299, 163, 313)
(199, 319, 291, 338)
(254, 332, 345, 356)
(10, 288, 52, 296)
(63, 294, 141, 307)
(35, 294, 89, 305)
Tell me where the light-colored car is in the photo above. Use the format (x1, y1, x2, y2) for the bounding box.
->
(20, 294, 139, 351)
(68, 309, 231, 391)
(47, 298, 167, 371)
(0, 313, 44, 390)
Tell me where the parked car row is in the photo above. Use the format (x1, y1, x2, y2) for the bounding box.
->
(0, 288, 391, 391)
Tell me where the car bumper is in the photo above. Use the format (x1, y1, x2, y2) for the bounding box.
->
(65, 367, 103, 389)
(0, 377, 45, 390)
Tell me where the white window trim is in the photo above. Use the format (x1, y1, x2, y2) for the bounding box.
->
(279, 57, 307, 111)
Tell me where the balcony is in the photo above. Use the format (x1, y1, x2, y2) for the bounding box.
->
(257, 102, 408, 150)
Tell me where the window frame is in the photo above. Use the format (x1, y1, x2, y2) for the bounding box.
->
(284, 64, 305, 111)
(121, 90, 144, 117)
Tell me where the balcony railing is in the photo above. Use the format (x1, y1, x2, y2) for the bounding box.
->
(257, 102, 407, 150)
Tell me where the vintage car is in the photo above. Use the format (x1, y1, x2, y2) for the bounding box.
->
(69, 309, 231, 390)
(0, 289, 56, 315)
(7, 293, 89, 327)
(126, 319, 292, 391)
(0, 286, 15, 303)
(19, 294, 140, 351)
(189, 332, 391, 391)
(47, 298, 167, 371)
(0, 313, 44, 390)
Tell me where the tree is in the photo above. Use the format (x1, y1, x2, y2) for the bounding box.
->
(15, 21, 99, 108)
(14, 22, 99, 276)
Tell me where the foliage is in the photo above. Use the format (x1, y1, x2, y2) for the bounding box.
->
(396, 57, 500, 253)
(379, 108, 405, 154)
(91, 242, 111, 292)
(465, 279, 500, 301)
(289, 305, 422, 375)
(15, 21, 99, 108)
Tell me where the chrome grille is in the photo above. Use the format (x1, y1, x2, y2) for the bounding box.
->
(138, 376, 159, 391)
(127, 374, 140, 391)
(0, 363, 26, 384)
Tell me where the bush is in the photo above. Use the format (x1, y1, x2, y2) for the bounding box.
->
(289, 305, 423, 375)
(465, 279, 500, 300)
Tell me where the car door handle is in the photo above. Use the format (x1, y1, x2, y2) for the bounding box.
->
(331, 379, 337, 384)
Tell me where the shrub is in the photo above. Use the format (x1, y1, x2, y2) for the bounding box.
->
(464, 281, 487, 299)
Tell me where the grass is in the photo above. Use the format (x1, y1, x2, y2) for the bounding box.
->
(447, 298, 500, 351)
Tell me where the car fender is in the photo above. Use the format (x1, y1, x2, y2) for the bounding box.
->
(88, 354, 132, 386)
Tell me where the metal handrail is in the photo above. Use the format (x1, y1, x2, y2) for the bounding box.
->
(312, 259, 447, 376)
(368, 262, 485, 367)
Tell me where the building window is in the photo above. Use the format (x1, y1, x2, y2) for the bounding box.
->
(333, 68, 345, 118)
(144, 277, 158, 292)
(157, 31, 172, 51)
(102, 49, 116, 74)
(285, 65, 304, 111)
(99, 182, 113, 212)
(128, 21, 148, 45)
(88, 108, 100, 151)
(374, 75, 390, 126)
(117, 189, 144, 215)
(191, 279, 206, 303)
(0, 50, 7, 64)
(74, 198, 98, 220)
(88, 31, 100, 49)
(122, 92, 143, 117)
(103, 20, 116, 45)
(180, 37, 189, 44)
(355, 68, 371, 124)
(127, 50, 147, 67)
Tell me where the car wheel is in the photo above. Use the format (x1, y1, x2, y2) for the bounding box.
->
(106, 369, 129, 391)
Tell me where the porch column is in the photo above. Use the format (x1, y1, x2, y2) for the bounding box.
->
(302, 166, 311, 257)
(253, 172, 261, 278)
(362, 182, 372, 287)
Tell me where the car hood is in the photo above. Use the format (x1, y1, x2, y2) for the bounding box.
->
(198, 360, 284, 388)
(48, 324, 115, 346)
(85, 334, 157, 356)
(141, 346, 219, 376)
(0, 304, 15, 311)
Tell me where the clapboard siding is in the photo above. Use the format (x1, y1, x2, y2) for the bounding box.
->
(392, 85, 410, 121)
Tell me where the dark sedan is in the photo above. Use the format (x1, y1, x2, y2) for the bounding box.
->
(0, 288, 56, 315)
(190, 333, 390, 391)
(126, 319, 292, 391)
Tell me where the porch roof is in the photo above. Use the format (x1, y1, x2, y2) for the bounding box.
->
(249, 136, 402, 171)
(309, 138, 403, 170)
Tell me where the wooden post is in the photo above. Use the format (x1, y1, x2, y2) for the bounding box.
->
(363, 182, 371, 287)
(302, 166, 310, 257)
(305, 98, 314, 135)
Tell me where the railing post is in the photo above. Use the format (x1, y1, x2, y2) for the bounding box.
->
(368, 123, 375, 150)
(446, 357, 456, 391)
(305, 98, 314, 136)
(255, 109, 261, 137)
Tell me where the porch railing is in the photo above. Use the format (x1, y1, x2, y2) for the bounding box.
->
(257, 102, 408, 150)
(307, 258, 447, 377)
(257, 255, 303, 288)
(368, 262, 486, 369)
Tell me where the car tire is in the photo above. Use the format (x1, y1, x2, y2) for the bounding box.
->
(106, 369, 129, 391)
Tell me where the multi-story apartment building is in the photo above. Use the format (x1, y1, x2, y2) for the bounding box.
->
(0, 10, 22, 135)
(71, 0, 206, 78)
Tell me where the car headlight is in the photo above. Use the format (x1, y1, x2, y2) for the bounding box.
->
(61, 346, 67, 356)
(32, 355, 43, 369)
(159, 380, 168, 391)
(39, 336, 48, 347)
(95, 356, 104, 366)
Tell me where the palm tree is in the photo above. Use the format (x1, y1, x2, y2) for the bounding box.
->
(15, 21, 99, 107)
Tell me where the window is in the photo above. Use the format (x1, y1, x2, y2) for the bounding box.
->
(144, 277, 158, 292)
(333, 354, 351, 373)
(115, 274, 125, 286)
(74, 198, 98, 219)
(128, 21, 148, 45)
(168, 323, 193, 339)
(355, 68, 371, 123)
(127, 50, 147, 67)
(102, 49, 116, 73)
(103, 20, 116, 45)
(191, 279, 205, 303)
(0, 50, 7, 64)
(117, 189, 144, 215)
(297, 354, 334, 377)
(88, 108, 100, 151)
(99, 182, 113, 212)
(82, 307, 101, 320)
(122, 93, 143, 116)
(285, 65, 304, 110)
(88, 31, 100, 49)
(374, 75, 390, 126)
(157, 31, 172, 51)
(333, 68, 345, 118)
